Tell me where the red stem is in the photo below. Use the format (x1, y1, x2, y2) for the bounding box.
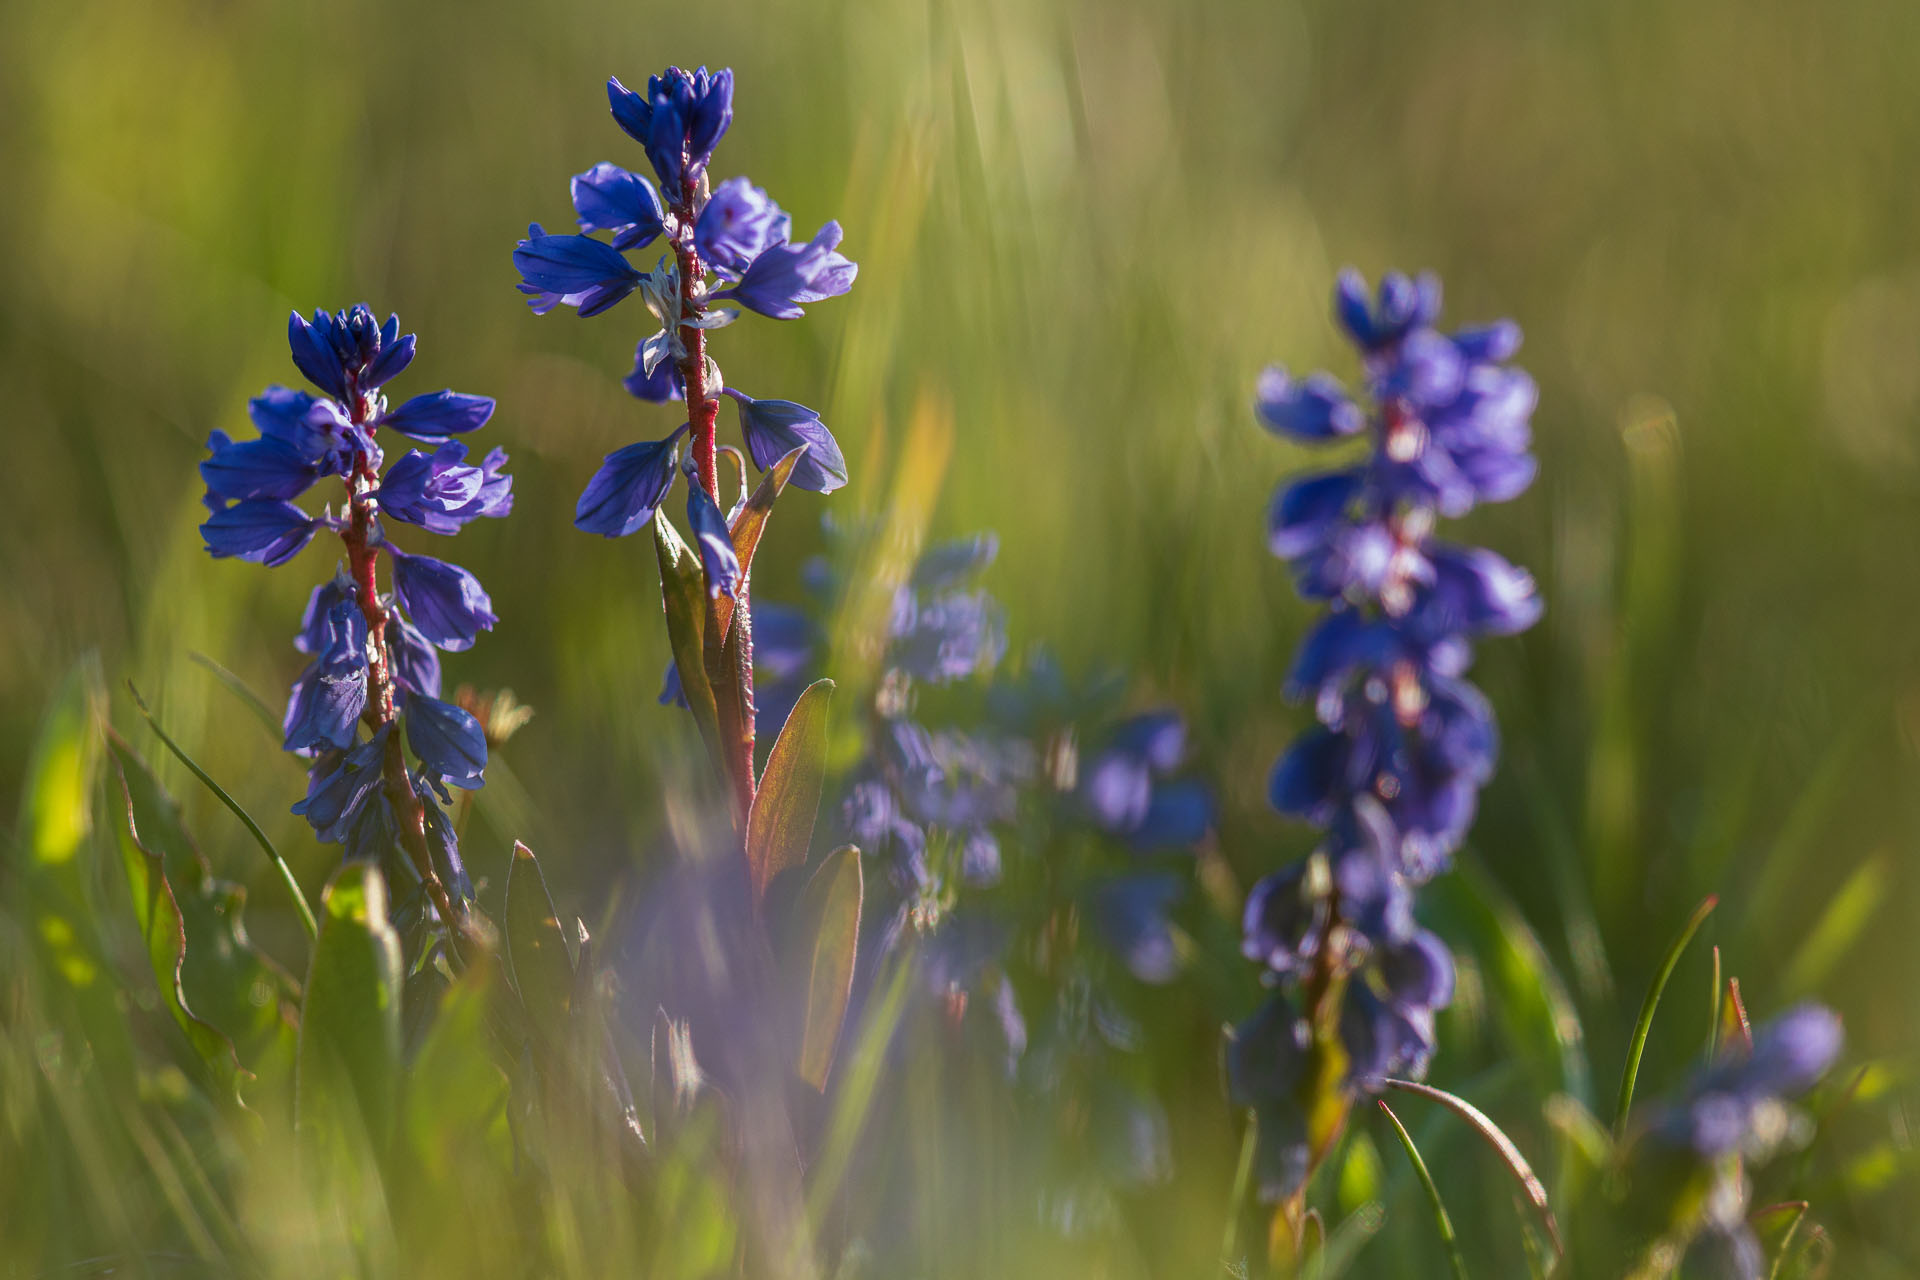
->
(339, 380, 463, 941)
(671, 169, 758, 826)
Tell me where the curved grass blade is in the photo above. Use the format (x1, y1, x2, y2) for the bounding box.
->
(1614, 894, 1717, 1137)
(1383, 1077, 1564, 1260)
(189, 652, 281, 738)
(1378, 1100, 1469, 1280)
(1219, 1110, 1258, 1267)
(504, 841, 576, 1047)
(127, 682, 316, 941)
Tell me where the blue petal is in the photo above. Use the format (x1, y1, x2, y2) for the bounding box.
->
(380, 390, 496, 443)
(571, 162, 665, 251)
(511, 231, 643, 317)
(574, 425, 687, 537)
(200, 499, 315, 566)
(683, 469, 740, 598)
(287, 310, 348, 400)
(1255, 367, 1364, 440)
(405, 695, 488, 790)
(730, 393, 847, 493)
(390, 550, 497, 651)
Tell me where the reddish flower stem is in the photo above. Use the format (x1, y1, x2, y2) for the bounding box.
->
(671, 171, 758, 827)
(340, 386, 464, 945)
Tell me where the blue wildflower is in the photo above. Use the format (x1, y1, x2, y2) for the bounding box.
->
(607, 66, 734, 192)
(378, 389, 498, 444)
(716, 221, 857, 320)
(1651, 1004, 1843, 1159)
(282, 599, 369, 754)
(695, 177, 788, 277)
(293, 727, 391, 844)
(379, 441, 514, 533)
(1233, 271, 1540, 1199)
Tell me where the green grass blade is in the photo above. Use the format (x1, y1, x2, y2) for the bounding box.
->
(1384, 1077, 1564, 1261)
(127, 682, 317, 942)
(1614, 893, 1717, 1138)
(188, 652, 281, 738)
(1378, 1100, 1469, 1280)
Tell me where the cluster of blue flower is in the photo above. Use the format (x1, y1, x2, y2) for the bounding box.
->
(200, 307, 508, 901)
(1649, 1003, 1843, 1274)
(512, 65, 855, 573)
(1229, 271, 1542, 1198)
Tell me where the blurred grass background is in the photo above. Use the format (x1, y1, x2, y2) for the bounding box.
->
(2, 0, 1918, 1272)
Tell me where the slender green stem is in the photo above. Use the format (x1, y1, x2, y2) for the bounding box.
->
(1219, 1108, 1258, 1266)
(1378, 1100, 1469, 1280)
(127, 683, 318, 942)
(1614, 894, 1717, 1138)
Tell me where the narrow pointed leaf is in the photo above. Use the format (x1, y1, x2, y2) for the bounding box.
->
(715, 443, 806, 639)
(1614, 894, 1717, 1136)
(127, 683, 316, 939)
(504, 841, 576, 1046)
(297, 863, 403, 1157)
(746, 679, 835, 905)
(1378, 1100, 1469, 1280)
(1384, 1077, 1563, 1260)
(654, 511, 724, 766)
(793, 845, 863, 1090)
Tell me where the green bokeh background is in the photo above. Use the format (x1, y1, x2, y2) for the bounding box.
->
(3, 0, 1917, 1272)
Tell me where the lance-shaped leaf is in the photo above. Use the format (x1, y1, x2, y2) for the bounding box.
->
(789, 846, 863, 1090)
(1383, 1077, 1564, 1261)
(746, 679, 835, 906)
(714, 443, 806, 640)
(504, 841, 577, 1047)
(655, 511, 724, 769)
(297, 863, 403, 1158)
(107, 733, 298, 1104)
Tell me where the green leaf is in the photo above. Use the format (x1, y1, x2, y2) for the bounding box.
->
(189, 651, 283, 739)
(1383, 1077, 1563, 1261)
(1431, 862, 1592, 1105)
(791, 845, 863, 1090)
(714, 443, 806, 641)
(14, 660, 108, 990)
(1615, 894, 1717, 1137)
(297, 863, 403, 1158)
(107, 733, 297, 1104)
(504, 841, 576, 1046)
(746, 679, 835, 906)
(654, 510, 724, 767)
(403, 963, 512, 1174)
(1377, 1100, 1469, 1280)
